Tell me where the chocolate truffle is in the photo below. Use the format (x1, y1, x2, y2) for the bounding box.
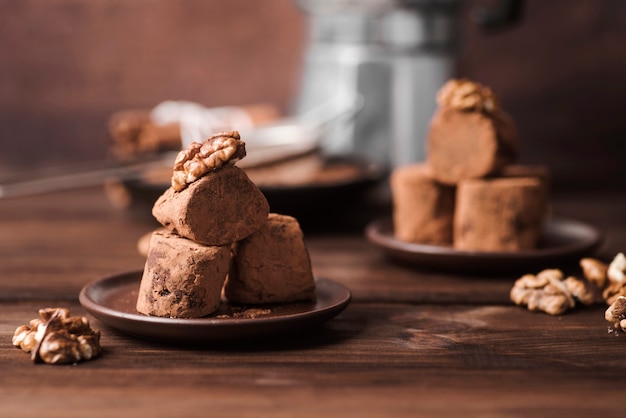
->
(152, 165, 269, 246)
(390, 163, 456, 245)
(425, 78, 518, 185)
(499, 164, 551, 195)
(225, 213, 316, 304)
(454, 177, 547, 251)
(136, 229, 231, 318)
(427, 107, 518, 185)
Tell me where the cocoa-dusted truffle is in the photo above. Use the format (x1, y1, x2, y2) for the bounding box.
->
(499, 164, 551, 195)
(136, 229, 231, 318)
(152, 164, 269, 246)
(390, 163, 455, 245)
(426, 79, 518, 185)
(225, 213, 316, 304)
(454, 177, 547, 251)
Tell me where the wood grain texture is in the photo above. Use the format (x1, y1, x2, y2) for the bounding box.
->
(1, 300, 623, 417)
(0, 187, 625, 416)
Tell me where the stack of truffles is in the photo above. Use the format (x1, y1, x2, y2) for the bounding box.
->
(136, 131, 316, 318)
(391, 79, 549, 251)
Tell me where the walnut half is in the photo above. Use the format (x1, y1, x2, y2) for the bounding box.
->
(580, 257, 609, 289)
(605, 296, 626, 332)
(581, 253, 626, 305)
(171, 130, 246, 191)
(436, 78, 500, 114)
(510, 269, 598, 315)
(12, 308, 101, 365)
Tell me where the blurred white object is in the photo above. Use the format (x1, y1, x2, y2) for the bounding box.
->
(239, 92, 362, 167)
(0, 96, 363, 198)
(151, 94, 362, 168)
(150, 101, 255, 149)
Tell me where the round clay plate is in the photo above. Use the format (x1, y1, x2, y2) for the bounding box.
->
(365, 217, 603, 274)
(122, 157, 385, 216)
(79, 271, 351, 343)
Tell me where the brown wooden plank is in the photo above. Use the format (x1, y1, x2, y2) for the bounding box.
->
(1, 300, 624, 417)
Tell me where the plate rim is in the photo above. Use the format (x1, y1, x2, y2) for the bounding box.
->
(79, 270, 351, 341)
(125, 156, 385, 193)
(365, 216, 603, 267)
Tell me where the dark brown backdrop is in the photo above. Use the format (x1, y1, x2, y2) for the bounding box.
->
(1, 0, 625, 190)
(0, 0, 306, 171)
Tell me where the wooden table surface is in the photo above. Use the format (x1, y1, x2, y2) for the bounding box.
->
(1, 184, 625, 417)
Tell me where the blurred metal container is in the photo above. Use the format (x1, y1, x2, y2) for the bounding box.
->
(293, 0, 521, 169)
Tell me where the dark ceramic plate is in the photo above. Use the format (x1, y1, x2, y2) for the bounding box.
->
(122, 157, 385, 218)
(365, 217, 603, 274)
(79, 271, 351, 343)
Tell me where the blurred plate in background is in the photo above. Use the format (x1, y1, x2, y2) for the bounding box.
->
(119, 155, 386, 231)
(365, 217, 603, 274)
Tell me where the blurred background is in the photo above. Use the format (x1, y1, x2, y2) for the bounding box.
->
(0, 0, 625, 192)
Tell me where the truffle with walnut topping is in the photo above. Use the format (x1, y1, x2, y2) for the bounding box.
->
(153, 131, 268, 246)
(136, 130, 317, 319)
(426, 78, 519, 185)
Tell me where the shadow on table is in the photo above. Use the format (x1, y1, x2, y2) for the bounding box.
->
(103, 312, 368, 353)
